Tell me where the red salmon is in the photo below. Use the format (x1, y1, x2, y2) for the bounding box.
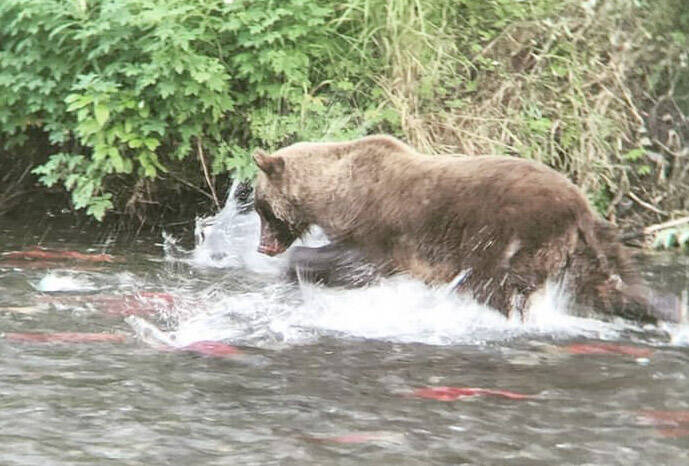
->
(411, 386, 533, 401)
(37, 292, 176, 316)
(179, 341, 241, 358)
(2, 247, 119, 263)
(304, 431, 403, 444)
(4, 332, 126, 343)
(563, 343, 653, 358)
(639, 410, 689, 426)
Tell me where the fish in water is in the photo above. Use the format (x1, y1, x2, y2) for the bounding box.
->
(1, 247, 119, 263)
(37, 291, 177, 316)
(303, 431, 405, 445)
(562, 342, 653, 358)
(3, 332, 127, 344)
(179, 341, 241, 358)
(410, 386, 534, 401)
(638, 410, 689, 426)
(125, 316, 241, 358)
(656, 428, 689, 438)
(0, 259, 105, 271)
(637, 410, 689, 438)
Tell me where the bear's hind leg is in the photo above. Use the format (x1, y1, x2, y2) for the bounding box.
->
(484, 283, 537, 322)
(465, 269, 541, 321)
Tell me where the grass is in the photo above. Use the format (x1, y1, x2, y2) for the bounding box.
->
(335, 0, 689, 235)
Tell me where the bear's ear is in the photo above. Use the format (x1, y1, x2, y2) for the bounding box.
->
(253, 149, 284, 178)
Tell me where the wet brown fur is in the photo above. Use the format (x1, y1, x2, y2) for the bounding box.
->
(254, 135, 677, 322)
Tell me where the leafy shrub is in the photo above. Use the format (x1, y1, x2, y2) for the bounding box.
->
(0, 0, 369, 219)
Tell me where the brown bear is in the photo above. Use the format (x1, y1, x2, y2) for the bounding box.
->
(252, 135, 681, 323)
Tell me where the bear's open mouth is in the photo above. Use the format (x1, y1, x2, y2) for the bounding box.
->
(257, 239, 286, 256)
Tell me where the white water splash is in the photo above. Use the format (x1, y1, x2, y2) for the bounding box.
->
(33, 271, 141, 294)
(666, 323, 689, 346)
(125, 315, 180, 348)
(148, 187, 629, 348)
(33, 271, 99, 293)
(163, 182, 328, 275)
(129, 275, 622, 348)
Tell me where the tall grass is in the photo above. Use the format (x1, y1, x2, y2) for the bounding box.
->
(333, 0, 461, 152)
(334, 0, 689, 227)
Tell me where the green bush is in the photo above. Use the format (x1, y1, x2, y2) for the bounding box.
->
(0, 0, 370, 219)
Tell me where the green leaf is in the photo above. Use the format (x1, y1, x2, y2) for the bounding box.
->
(138, 152, 157, 178)
(144, 138, 160, 151)
(637, 164, 652, 176)
(66, 94, 93, 111)
(86, 196, 113, 221)
(108, 147, 126, 173)
(94, 104, 110, 128)
(624, 148, 645, 162)
(528, 117, 552, 134)
(77, 118, 100, 136)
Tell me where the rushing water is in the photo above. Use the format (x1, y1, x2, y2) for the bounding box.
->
(1, 193, 689, 465)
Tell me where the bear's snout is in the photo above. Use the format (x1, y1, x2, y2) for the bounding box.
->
(257, 237, 286, 256)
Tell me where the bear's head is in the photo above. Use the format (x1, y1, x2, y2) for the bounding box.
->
(252, 149, 308, 256)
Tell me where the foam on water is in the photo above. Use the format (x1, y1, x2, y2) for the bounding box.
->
(128, 275, 624, 348)
(137, 185, 640, 348)
(668, 323, 689, 345)
(33, 270, 141, 294)
(33, 271, 100, 293)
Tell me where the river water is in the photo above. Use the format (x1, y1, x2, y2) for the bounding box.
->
(1, 194, 689, 465)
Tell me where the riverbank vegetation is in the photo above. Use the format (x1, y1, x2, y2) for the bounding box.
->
(1, 0, 688, 244)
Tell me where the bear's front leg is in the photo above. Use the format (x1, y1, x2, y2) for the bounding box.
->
(286, 241, 382, 288)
